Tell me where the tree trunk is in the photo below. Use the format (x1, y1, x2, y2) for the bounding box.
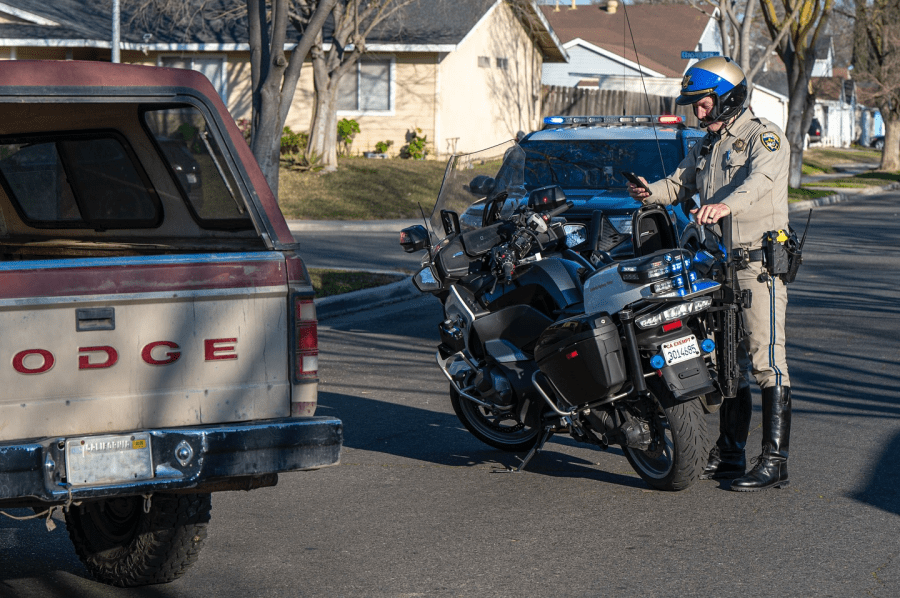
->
(880, 116, 900, 172)
(307, 40, 351, 173)
(307, 79, 340, 172)
(784, 72, 816, 189)
(252, 83, 286, 198)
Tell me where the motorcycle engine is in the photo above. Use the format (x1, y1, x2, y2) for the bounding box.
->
(447, 359, 514, 407)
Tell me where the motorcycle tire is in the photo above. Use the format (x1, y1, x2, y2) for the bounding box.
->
(622, 379, 707, 491)
(450, 385, 539, 452)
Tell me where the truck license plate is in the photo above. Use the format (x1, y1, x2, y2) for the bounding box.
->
(661, 335, 701, 366)
(66, 433, 153, 487)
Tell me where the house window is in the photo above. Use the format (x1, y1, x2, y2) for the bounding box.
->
(478, 56, 491, 68)
(338, 57, 393, 113)
(159, 56, 227, 101)
(496, 57, 508, 70)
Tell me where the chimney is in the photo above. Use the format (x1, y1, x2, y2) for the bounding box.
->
(606, 0, 619, 14)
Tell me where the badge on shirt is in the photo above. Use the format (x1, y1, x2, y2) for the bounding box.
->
(733, 139, 746, 152)
(760, 132, 781, 152)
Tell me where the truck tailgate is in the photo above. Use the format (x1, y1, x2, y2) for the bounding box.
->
(0, 252, 292, 442)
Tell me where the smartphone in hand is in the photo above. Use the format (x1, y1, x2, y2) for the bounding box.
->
(621, 171, 651, 195)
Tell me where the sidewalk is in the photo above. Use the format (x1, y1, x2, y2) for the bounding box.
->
(312, 173, 900, 320)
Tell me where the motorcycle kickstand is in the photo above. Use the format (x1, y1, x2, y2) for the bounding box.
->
(492, 425, 554, 474)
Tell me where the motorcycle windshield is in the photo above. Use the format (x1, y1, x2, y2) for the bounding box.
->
(429, 140, 525, 241)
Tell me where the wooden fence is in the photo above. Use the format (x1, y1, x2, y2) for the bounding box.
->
(542, 85, 699, 127)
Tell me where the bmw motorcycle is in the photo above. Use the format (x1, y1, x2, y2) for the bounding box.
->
(400, 141, 743, 491)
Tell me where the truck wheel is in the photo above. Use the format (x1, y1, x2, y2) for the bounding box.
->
(65, 493, 211, 587)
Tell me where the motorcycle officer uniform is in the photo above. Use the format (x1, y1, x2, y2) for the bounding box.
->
(628, 56, 792, 491)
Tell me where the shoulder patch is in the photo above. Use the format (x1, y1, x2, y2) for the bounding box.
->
(760, 131, 781, 152)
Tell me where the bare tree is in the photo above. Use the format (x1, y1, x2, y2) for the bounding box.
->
(688, 0, 800, 93)
(122, 0, 335, 198)
(246, 0, 334, 195)
(759, 0, 834, 187)
(305, 0, 418, 172)
(853, 0, 900, 171)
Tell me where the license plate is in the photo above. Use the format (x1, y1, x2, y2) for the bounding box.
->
(661, 335, 701, 366)
(66, 433, 153, 488)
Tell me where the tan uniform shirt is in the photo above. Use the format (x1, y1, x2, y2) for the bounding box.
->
(646, 109, 790, 249)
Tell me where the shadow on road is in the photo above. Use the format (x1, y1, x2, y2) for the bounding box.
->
(850, 428, 900, 516)
(318, 390, 645, 489)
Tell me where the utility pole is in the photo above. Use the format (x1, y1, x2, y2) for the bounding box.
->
(112, 0, 120, 63)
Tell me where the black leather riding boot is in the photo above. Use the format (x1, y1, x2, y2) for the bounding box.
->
(731, 386, 791, 491)
(700, 385, 752, 480)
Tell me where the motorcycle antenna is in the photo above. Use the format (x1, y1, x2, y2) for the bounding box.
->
(417, 202, 435, 259)
(799, 208, 813, 249)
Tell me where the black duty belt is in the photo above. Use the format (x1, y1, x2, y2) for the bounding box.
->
(747, 248, 764, 262)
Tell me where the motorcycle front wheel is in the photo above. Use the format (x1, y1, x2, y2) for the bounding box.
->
(450, 386, 539, 452)
(622, 380, 706, 491)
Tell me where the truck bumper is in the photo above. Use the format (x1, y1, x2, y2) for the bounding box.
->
(0, 417, 342, 506)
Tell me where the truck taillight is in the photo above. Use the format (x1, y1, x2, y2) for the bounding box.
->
(294, 296, 318, 380)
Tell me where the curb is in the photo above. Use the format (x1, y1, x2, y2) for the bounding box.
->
(315, 274, 419, 321)
(289, 219, 419, 233)
(789, 181, 900, 213)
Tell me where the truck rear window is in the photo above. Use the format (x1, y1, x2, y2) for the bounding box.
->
(0, 132, 162, 229)
(143, 107, 252, 229)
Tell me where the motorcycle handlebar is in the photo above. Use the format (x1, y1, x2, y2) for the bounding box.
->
(545, 201, 573, 220)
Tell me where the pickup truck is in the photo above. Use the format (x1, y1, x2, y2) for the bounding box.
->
(0, 60, 342, 587)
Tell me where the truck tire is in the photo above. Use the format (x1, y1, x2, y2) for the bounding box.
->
(65, 493, 211, 587)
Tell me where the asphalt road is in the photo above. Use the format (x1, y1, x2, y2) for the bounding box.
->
(290, 220, 422, 273)
(2, 192, 899, 597)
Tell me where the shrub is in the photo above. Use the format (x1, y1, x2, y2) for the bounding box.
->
(337, 118, 361, 157)
(401, 128, 429, 160)
(375, 140, 393, 154)
(281, 126, 309, 155)
(236, 118, 252, 146)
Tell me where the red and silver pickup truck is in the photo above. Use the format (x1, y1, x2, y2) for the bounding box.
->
(0, 61, 342, 586)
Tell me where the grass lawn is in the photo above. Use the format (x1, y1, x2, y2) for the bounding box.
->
(308, 268, 406, 298)
(277, 147, 894, 219)
(801, 146, 882, 173)
(279, 157, 446, 220)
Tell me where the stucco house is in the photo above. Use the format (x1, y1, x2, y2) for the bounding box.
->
(539, 2, 790, 131)
(0, 0, 567, 156)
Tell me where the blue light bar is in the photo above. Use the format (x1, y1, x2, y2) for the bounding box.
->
(542, 115, 685, 126)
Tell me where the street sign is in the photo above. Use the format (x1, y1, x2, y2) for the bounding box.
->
(681, 51, 720, 59)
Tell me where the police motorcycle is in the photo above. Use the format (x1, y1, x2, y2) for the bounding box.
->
(400, 141, 743, 491)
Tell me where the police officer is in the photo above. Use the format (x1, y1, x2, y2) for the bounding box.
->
(627, 56, 792, 491)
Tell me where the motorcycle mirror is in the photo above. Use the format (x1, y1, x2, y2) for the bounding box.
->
(399, 225, 430, 253)
(440, 209, 460, 236)
(467, 175, 495, 196)
(527, 185, 567, 212)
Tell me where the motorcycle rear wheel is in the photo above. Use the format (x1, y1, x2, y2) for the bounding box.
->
(450, 385, 539, 452)
(622, 382, 706, 491)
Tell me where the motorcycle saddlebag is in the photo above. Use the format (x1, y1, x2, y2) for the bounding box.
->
(534, 314, 627, 405)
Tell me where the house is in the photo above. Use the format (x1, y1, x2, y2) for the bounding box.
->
(0, 0, 567, 156)
(539, 2, 791, 131)
(756, 37, 868, 148)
